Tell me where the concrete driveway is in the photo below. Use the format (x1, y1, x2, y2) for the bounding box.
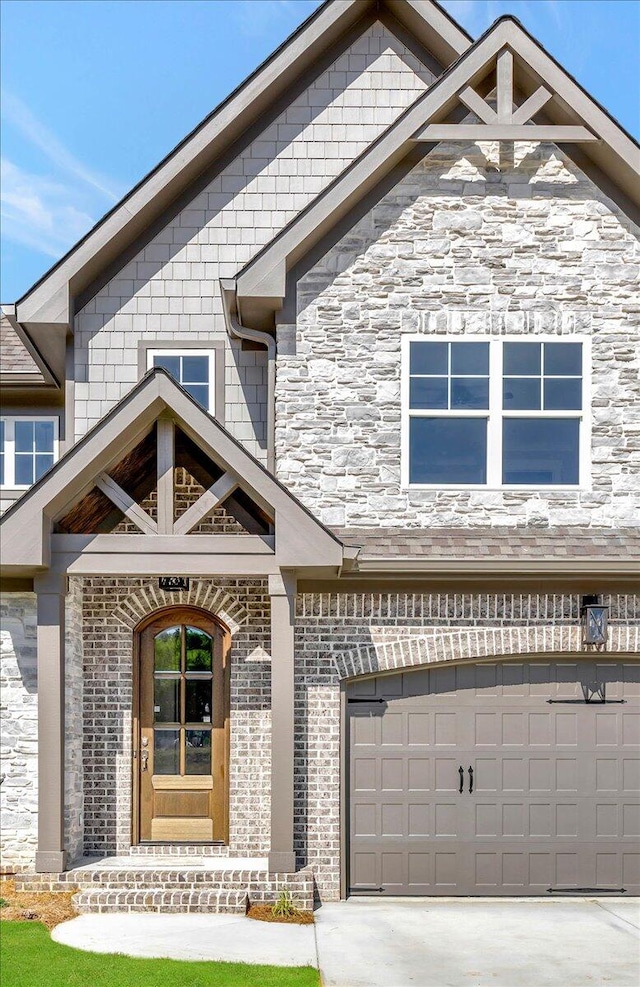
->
(315, 898, 640, 987)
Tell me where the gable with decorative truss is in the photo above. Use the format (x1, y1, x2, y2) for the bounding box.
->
(0, 369, 344, 576)
(235, 16, 639, 321)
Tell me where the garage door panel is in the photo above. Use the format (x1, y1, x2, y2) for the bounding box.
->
(380, 711, 404, 745)
(622, 665, 640, 696)
(350, 709, 377, 746)
(622, 757, 640, 791)
(473, 663, 499, 694)
(622, 853, 640, 886)
(348, 658, 640, 895)
(502, 663, 526, 695)
(407, 711, 430, 745)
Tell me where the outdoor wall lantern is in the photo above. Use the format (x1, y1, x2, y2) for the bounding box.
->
(581, 595, 609, 648)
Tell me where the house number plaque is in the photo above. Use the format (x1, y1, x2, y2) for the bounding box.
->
(159, 577, 190, 592)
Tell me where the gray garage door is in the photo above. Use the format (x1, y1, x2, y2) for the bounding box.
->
(348, 659, 640, 896)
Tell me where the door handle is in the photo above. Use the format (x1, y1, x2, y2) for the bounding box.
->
(468, 766, 474, 794)
(458, 765, 464, 794)
(141, 736, 149, 772)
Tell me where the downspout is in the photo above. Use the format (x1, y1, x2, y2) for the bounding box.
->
(220, 279, 276, 475)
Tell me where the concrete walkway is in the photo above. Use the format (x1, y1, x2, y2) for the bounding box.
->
(52, 912, 317, 968)
(52, 897, 640, 986)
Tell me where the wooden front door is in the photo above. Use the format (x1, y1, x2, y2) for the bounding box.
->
(136, 609, 229, 842)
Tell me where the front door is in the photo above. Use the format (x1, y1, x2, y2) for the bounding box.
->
(137, 609, 229, 842)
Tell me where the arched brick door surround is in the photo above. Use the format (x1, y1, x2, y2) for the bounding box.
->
(334, 624, 639, 680)
(112, 581, 250, 633)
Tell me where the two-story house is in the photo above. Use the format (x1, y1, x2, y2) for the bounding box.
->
(1, 0, 638, 912)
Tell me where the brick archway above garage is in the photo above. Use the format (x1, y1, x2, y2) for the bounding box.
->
(335, 623, 640, 680)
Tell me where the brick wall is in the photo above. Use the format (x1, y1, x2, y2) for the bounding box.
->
(73, 21, 434, 450)
(3, 582, 638, 895)
(277, 140, 640, 528)
(295, 592, 640, 899)
(81, 577, 271, 857)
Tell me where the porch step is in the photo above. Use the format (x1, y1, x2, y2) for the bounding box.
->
(16, 864, 315, 911)
(70, 867, 267, 890)
(128, 844, 231, 857)
(73, 888, 248, 914)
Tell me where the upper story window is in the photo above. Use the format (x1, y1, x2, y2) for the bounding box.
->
(402, 336, 589, 488)
(147, 350, 216, 414)
(0, 417, 58, 488)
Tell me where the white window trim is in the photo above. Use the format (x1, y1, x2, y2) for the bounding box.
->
(1, 416, 59, 490)
(146, 349, 217, 415)
(401, 335, 592, 491)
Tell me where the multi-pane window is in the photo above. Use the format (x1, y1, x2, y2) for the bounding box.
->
(0, 418, 58, 488)
(147, 350, 216, 414)
(404, 337, 588, 488)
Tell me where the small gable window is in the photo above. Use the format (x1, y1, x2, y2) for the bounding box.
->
(147, 350, 216, 414)
(0, 417, 59, 488)
(403, 336, 589, 488)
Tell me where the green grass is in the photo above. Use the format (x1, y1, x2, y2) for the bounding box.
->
(0, 921, 319, 987)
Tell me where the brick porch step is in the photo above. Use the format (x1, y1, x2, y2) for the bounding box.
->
(73, 888, 248, 914)
(16, 864, 315, 911)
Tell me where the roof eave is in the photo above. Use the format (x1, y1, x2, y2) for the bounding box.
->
(13, 0, 471, 330)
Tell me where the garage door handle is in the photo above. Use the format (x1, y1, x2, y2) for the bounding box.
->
(458, 765, 464, 793)
(468, 766, 474, 794)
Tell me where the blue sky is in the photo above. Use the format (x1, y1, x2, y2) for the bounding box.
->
(1, 0, 638, 302)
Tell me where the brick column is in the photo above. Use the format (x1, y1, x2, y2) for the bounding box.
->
(34, 573, 67, 873)
(268, 571, 296, 874)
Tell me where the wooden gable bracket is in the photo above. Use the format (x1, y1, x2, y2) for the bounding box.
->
(415, 46, 598, 144)
(94, 416, 243, 537)
(95, 472, 158, 535)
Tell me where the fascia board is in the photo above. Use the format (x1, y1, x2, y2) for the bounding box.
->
(237, 18, 640, 302)
(13, 0, 374, 327)
(386, 0, 472, 65)
(155, 376, 344, 566)
(0, 369, 344, 570)
(505, 26, 640, 206)
(238, 22, 512, 298)
(1, 309, 60, 387)
(0, 376, 167, 567)
(12, 0, 474, 328)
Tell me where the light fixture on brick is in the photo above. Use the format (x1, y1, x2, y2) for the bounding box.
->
(581, 595, 609, 648)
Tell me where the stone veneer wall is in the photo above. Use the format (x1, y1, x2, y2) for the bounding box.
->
(294, 592, 640, 900)
(0, 594, 38, 870)
(277, 140, 640, 528)
(81, 578, 271, 857)
(0, 587, 84, 871)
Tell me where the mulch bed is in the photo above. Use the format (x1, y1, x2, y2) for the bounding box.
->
(247, 904, 315, 925)
(0, 878, 78, 929)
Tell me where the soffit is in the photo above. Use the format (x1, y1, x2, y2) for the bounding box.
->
(0, 369, 344, 574)
(0, 310, 58, 387)
(235, 16, 640, 321)
(13, 0, 470, 331)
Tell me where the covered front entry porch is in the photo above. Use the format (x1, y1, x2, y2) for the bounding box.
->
(0, 370, 348, 882)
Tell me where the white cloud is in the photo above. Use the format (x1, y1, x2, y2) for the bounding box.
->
(1, 91, 122, 202)
(0, 158, 96, 259)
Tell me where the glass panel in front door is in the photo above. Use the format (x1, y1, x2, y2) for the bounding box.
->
(153, 625, 213, 775)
